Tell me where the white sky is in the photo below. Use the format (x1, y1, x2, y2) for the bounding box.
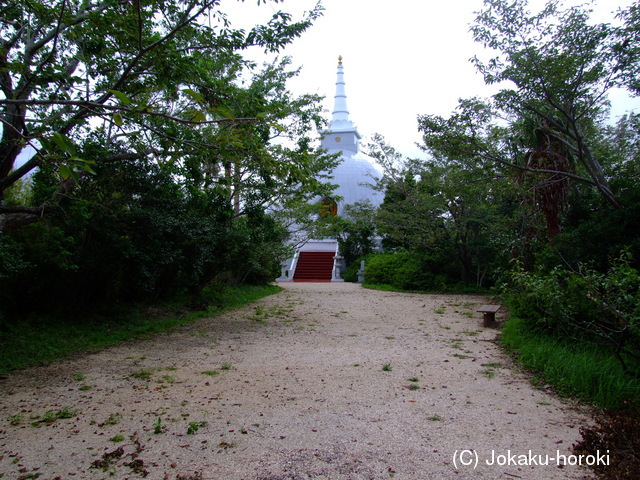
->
(221, 0, 639, 158)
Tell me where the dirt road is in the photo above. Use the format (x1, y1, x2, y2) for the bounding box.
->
(0, 283, 594, 479)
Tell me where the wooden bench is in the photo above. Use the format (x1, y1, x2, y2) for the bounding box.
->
(477, 304, 501, 327)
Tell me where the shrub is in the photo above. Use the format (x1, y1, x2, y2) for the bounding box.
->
(363, 250, 458, 291)
(506, 250, 640, 377)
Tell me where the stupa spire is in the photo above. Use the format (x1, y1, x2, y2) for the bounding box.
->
(330, 55, 354, 129)
(321, 55, 361, 154)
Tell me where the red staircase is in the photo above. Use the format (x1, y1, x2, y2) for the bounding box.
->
(293, 251, 335, 282)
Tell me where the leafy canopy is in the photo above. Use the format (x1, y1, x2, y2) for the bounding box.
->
(0, 0, 328, 230)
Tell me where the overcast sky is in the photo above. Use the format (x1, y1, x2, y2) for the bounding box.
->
(222, 0, 638, 158)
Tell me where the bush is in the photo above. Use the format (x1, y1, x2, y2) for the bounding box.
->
(0, 160, 287, 321)
(505, 250, 640, 377)
(363, 250, 458, 291)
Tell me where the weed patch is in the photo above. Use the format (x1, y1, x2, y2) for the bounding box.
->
(187, 421, 208, 434)
(31, 407, 78, 427)
(129, 369, 153, 381)
(7, 413, 24, 426)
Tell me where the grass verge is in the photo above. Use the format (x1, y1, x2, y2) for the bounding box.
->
(0, 284, 281, 375)
(501, 315, 640, 410)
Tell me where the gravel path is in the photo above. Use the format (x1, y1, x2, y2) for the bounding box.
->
(0, 283, 594, 479)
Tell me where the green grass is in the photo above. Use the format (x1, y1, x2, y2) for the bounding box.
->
(501, 315, 640, 409)
(0, 284, 281, 375)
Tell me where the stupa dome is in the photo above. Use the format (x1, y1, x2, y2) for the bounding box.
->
(320, 57, 382, 214)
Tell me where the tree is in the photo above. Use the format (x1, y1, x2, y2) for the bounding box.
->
(0, 0, 325, 231)
(615, 2, 640, 95)
(368, 134, 500, 286)
(469, 0, 633, 207)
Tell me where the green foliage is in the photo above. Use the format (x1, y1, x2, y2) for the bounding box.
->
(0, 284, 280, 375)
(186, 421, 208, 435)
(315, 201, 379, 279)
(506, 251, 640, 377)
(502, 316, 640, 409)
(31, 407, 78, 427)
(0, 155, 292, 317)
(363, 251, 457, 291)
(0, 2, 336, 323)
(1, 1, 325, 226)
(369, 134, 502, 287)
(470, 0, 626, 206)
(153, 417, 165, 434)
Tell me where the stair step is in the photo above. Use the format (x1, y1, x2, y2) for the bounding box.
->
(293, 251, 335, 281)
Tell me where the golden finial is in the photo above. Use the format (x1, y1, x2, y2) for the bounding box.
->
(338, 55, 343, 65)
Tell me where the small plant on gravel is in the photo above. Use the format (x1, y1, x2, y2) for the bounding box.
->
(483, 362, 504, 368)
(79, 385, 93, 391)
(480, 368, 496, 379)
(408, 377, 419, 383)
(157, 374, 175, 384)
(202, 370, 219, 376)
(382, 363, 392, 372)
(31, 407, 78, 427)
(129, 369, 152, 380)
(434, 306, 446, 314)
(153, 417, 166, 434)
(462, 329, 480, 336)
(104, 413, 121, 426)
(110, 434, 125, 442)
(407, 384, 420, 391)
(250, 306, 268, 324)
(427, 415, 442, 421)
(73, 373, 86, 381)
(220, 362, 232, 370)
(187, 421, 208, 434)
(480, 362, 504, 379)
(7, 413, 24, 425)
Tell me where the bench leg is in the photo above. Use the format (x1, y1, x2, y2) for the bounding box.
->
(483, 312, 496, 327)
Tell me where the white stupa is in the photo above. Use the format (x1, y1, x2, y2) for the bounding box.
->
(319, 56, 382, 214)
(277, 57, 381, 282)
